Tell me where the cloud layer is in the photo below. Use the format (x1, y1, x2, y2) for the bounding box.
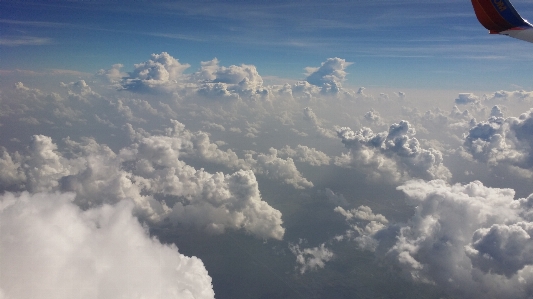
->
(3, 52, 533, 299)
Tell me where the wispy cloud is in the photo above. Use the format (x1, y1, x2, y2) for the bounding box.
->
(0, 36, 52, 46)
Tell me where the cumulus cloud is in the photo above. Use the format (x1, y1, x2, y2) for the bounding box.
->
(380, 180, 533, 298)
(248, 148, 314, 189)
(96, 63, 126, 83)
(334, 205, 389, 251)
(0, 147, 25, 189)
(305, 57, 352, 94)
(162, 120, 312, 189)
(289, 240, 334, 274)
(303, 107, 336, 138)
(335, 205, 388, 223)
(335, 120, 451, 182)
(466, 222, 533, 277)
(116, 55, 359, 102)
(455, 93, 479, 105)
(485, 90, 533, 104)
(120, 53, 273, 102)
(122, 52, 190, 92)
(0, 130, 286, 240)
(0, 191, 214, 299)
(363, 109, 384, 126)
(278, 145, 331, 166)
(463, 108, 533, 177)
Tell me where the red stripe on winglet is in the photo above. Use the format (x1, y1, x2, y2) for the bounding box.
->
(472, 0, 515, 32)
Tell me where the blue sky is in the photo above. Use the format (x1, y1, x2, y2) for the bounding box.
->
(2, 0, 533, 91)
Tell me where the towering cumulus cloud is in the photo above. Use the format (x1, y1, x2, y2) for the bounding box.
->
(335, 120, 451, 182)
(385, 180, 533, 299)
(195, 59, 268, 100)
(0, 192, 214, 299)
(122, 52, 190, 92)
(305, 57, 352, 94)
(464, 108, 533, 177)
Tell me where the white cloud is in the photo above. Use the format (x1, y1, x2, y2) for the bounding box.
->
(203, 64, 271, 102)
(485, 90, 533, 104)
(305, 57, 352, 94)
(0, 147, 25, 189)
(289, 241, 334, 274)
(0, 131, 286, 240)
(382, 180, 533, 298)
(0, 36, 52, 46)
(96, 63, 126, 83)
(334, 205, 389, 251)
(335, 205, 388, 223)
(249, 148, 314, 189)
(163, 120, 312, 189)
(463, 108, 533, 177)
(363, 109, 384, 126)
(122, 52, 190, 92)
(303, 107, 336, 138)
(335, 120, 451, 182)
(24, 135, 70, 192)
(0, 191, 214, 299)
(466, 222, 533, 278)
(291, 81, 322, 101)
(455, 93, 479, 105)
(278, 145, 331, 166)
(201, 121, 226, 131)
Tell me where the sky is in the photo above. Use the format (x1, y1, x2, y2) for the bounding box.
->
(1, 0, 533, 298)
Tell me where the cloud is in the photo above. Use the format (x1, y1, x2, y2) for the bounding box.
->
(305, 57, 352, 94)
(325, 188, 349, 207)
(289, 241, 334, 274)
(485, 90, 533, 104)
(278, 145, 331, 166)
(249, 148, 314, 189)
(122, 52, 190, 92)
(120, 54, 271, 101)
(290, 81, 322, 101)
(455, 93, 479, 105)
(0, 191, 214, 299)
(363, 109, 384, 126)
(162, 120, 313, 189)
(378, 180, 533, 298)
(6, 52, 533, 298)
(335, 205, 388, 223)
(193, 59, 271, 101)
(334, 205, 389, 251)
(0, 131, 286, 240)
(466, 222, 533, 278)
(303, 107, 336, 138)
(0, 147, 25, 189)
(96, 64, 126, 83)
(113, 54, 361, 106)
(0, 36, 52, 46)
(335, 120, 451, 182)
(463, 108, 533, 177)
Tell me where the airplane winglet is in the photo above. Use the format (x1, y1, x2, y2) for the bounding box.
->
(471, 0, 533, 43)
